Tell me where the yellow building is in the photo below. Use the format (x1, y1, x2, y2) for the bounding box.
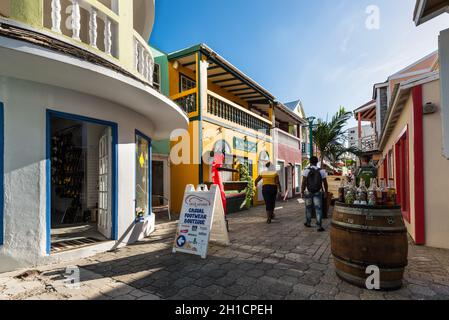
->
(167, 44, 277, 214)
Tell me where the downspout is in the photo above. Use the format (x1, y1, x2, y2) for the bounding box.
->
(412, 85, 425, 245)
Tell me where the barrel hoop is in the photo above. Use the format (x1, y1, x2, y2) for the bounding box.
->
(335, 269, 403, 290)
(331, 221, 407, 233)
(334, 206, 403, 217)
(333, 254, 408, 271)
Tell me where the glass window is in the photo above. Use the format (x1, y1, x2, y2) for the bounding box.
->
(153, 63, 161, 92)
(136, 133, 151, 220)
(180, 74, 196, 92)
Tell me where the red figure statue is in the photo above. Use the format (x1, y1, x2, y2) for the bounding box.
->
(211, 153, 227, 215)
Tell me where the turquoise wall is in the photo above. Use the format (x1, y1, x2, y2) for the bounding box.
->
(150, 46, 170, 155)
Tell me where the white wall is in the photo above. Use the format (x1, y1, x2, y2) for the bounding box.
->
(0, 76, 156, 272)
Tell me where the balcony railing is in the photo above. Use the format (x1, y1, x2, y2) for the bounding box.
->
(171, 89, 197, 114)
(359, 134, 378, 152)
(47, 0, 120, 58)
(0, 0, 155, 86)
(207, 91, 271, 135)
(134, 30, 154, 85)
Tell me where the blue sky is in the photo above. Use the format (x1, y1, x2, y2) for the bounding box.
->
(150, 0, 449, 127)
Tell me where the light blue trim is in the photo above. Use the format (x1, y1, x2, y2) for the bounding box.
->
(135, 130, 152, 222)
(46, 110, 119, 254)
(0, 102, 4, 246)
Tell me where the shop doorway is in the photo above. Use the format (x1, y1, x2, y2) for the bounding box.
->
(47, 111, 117, 254)
(277, 161, 285, 196)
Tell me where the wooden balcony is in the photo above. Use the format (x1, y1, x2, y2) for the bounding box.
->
(206, 91, 272, 136)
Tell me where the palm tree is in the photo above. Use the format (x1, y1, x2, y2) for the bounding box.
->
(327, 144, 361, 168)
(312, 107, 357, 165)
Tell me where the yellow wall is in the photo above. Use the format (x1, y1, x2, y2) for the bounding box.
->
(168, 53, 274, 213)
(170, 121, 201, 214)
(170, 119, 273, 214)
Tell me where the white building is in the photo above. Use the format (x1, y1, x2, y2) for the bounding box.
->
(347, 124, 376, 149)
(0, 0, 188, 272)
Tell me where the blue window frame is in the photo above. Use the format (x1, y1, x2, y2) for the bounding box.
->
(135, 130, 152, 222)
(0, 102, 4, 246)
(46, 110, 118, 255)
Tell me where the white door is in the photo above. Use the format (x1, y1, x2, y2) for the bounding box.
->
(98, 128, 112, 238)
(287, 167, 293, 198)
(277, 161, 285, 195)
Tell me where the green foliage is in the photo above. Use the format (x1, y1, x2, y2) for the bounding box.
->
(302, 158, 310, 169)
(312, 107, 355, 165)
(239, 163, 255, 209)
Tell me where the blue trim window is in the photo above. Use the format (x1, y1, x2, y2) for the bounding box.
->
(0, 102, 4, 246)
(135, 130, 152, 222)
(46, 110, 119, 254)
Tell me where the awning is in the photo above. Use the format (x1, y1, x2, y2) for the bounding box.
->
(414, 0, 449, 25)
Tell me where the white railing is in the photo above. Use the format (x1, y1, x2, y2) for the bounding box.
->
(274, 128, 301, 149)
(49, 0, 119, 57)
(46, 0, 154, 85)
(353, 134, 378, 152)
(134, 31, 154, 85)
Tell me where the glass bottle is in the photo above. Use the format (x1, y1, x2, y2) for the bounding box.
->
(367, 178, 378, 206)
(356, 178, 368, 205)
(377, 179, 387, 206)
(387, 179, 397, 206)
(345, 179, 356, 205)
(338, 178, 346, 203)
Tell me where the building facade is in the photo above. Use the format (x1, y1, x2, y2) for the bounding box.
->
(357, 51, 449, 249)
(0, 0, 188, 272)
(167, 44, 277, 214)
(273, 103, 306, 199)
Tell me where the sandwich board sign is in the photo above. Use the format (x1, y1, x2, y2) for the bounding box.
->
(173, 184, 230, 259)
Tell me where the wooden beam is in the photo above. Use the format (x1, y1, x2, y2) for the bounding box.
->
(208, 72, 229, 78)
(213, 78, 238, 85)
(220, 83, 247, 89)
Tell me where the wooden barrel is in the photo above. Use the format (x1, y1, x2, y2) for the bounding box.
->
(330, 203, 408, 290)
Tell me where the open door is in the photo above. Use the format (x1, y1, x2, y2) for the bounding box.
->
(98, 128, 112, 238)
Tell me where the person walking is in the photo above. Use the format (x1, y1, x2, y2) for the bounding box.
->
(301, 156, 329, 232)
(255, 162, 282, 224)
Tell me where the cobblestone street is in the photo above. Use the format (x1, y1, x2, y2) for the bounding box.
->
(1, 200, 449, 300)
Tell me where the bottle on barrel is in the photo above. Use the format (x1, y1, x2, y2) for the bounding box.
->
(377, 178, 388, 205)
(338, 178, 346, 203)
(345, 179, 356, 205)
(387, 178, 397, 206)
(367, 178, 378, 206)
(355, 177, 368, 205)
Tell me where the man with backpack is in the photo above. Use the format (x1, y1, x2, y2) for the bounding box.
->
(301, 156, 329, 232)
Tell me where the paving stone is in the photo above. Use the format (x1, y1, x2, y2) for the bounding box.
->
(1, 200, 449, 301)
(310, 293, 335, 300)
(408, 284, 437, 297)
(223, 284, 247, 297)
(335, 292, 360, 300)
(315, 282, 339, 296)
(292, 284, 316, 298)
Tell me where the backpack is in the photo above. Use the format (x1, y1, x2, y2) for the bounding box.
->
(306, 167, 323, 193)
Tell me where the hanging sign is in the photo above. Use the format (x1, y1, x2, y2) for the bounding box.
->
(173, 184, 230, 259)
